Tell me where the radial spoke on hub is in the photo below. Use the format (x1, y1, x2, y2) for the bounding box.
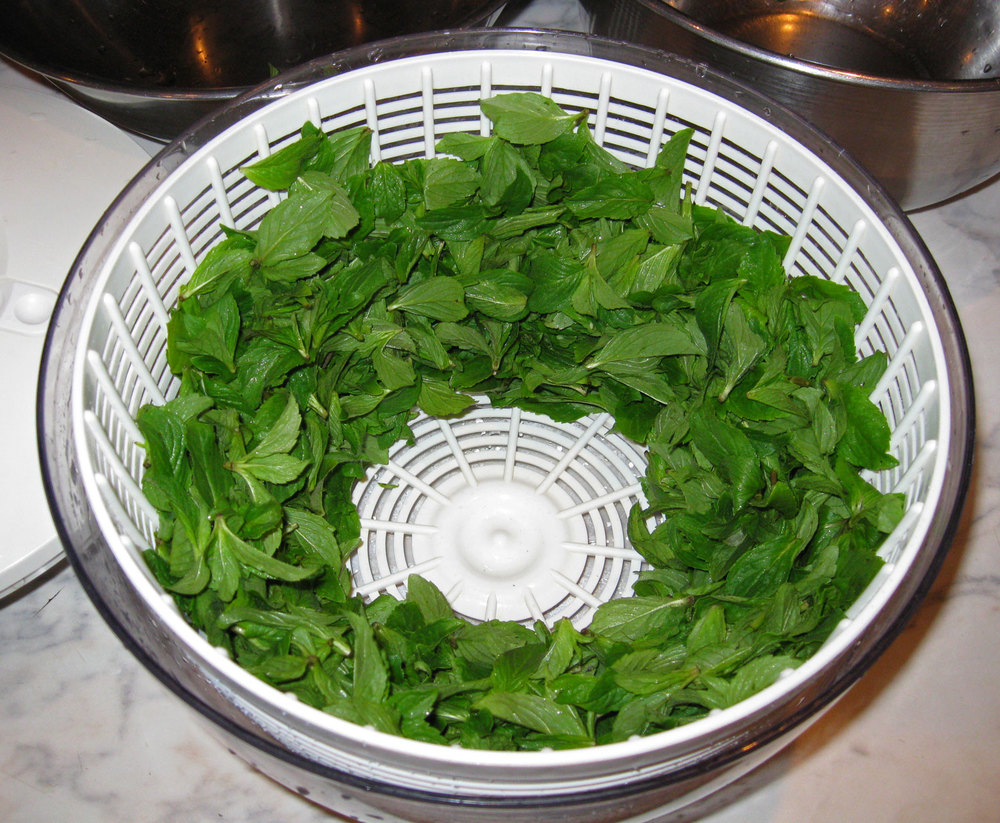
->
(558, 483, 643, 520)
(383, 460, 451, 505)
(535, 413, 611, 494)
(360, 518, 438, 536)
(439, 417, 478, 487)
(563, 540, 642, 561)
(549, 569, 604, 608)
(503, 406, 522, 483)
(353, 556, 443, 597)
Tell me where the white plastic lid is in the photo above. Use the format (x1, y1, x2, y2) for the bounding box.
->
(0, 62, 150, 598)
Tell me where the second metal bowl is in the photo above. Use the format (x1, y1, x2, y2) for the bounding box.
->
(586, 0, 1000, 209)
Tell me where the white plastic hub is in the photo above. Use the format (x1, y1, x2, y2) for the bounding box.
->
(351, 403, 650, 626)
(435, 479, 565, 580)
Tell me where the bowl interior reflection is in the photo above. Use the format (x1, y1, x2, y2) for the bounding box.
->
(665, 0, 1000, 81)
(0, 0, 500, 90)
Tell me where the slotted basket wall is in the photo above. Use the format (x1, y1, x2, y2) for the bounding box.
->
(39, 30, 972, 823)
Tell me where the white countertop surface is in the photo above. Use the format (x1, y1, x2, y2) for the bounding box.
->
(2, 2, 999, 821)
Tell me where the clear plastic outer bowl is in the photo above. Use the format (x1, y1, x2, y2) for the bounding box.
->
(38, 28, 974, 823)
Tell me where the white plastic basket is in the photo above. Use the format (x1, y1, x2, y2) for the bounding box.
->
(40, 30, 972, 823)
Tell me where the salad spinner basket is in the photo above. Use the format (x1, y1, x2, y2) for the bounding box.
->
(39, 30, 972, 823)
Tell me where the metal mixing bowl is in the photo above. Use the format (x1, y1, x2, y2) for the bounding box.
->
(0, 0, 506, 141)
(585, 0, 1000, 209)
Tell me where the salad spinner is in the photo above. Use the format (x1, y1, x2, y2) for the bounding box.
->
(38, 29, 972, 823)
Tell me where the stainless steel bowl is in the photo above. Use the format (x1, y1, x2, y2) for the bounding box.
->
(585, 0, 1000, 210)
(0, 0, 507, 141)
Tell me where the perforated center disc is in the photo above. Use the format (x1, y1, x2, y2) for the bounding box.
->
(351, 402, 650, 627)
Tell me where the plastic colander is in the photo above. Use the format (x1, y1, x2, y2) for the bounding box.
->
(38, 29, 973, 823)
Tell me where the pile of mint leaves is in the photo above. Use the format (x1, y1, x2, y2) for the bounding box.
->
(137, 92, 903, 750)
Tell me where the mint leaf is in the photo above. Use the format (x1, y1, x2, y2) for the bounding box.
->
(246, 394, 301, 459)
(586, 321, 703, 369)
(417, 378, 475, 417)
(179, 237, 254, 302)
(565, 174, 655, 219)
(480, 93, 580, 145)
(475, 692, 590, 739)
(240, 123, 328, 190)
(423, 158, 481, 210)
(590, 595, 690, 643)
(827, 380, 899, 470)
(166, 291, 240, 375)
(389, 276, 468, 321)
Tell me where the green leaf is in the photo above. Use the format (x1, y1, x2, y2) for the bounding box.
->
(372, 349, 416, 392)
(586, 321, 704, 370)
(292, 171, 360, 238)
(480, 138, 534, 212)
(695, 277, 742, 362)
(167, 291, 240, 375)
(285, 507, 341, 567)
(480, 93, 580, 145)
(462, 269, 531, 322)
(250, 654, 309, 683)
(389, 276, 468, 321)
(654, 127, 693, 179)
(717, 300, 768, 402)
(589, 595, 691, 643)
(325, 125, 373, 184)
(826, 380, 898, 470)
(423, 158, 481, 210)
(686, 604, 727, 653)
(596, 228, 649, 281)
(724, 500, 819, 598)
(632, 244, 683, 294)
(416, 203, 489, 240)
(566, 174, 655, 219)
(179, 237, 254, 302)
(405, 575, 455, 624)
(636, 206, 692, 246)
(526, 252, 585, 314)
(255, 188, 335, 270)
(490, 644, 549, 692)
(346, 611, 389, 704)
(435, 131, 494, 161)
(434, 321, 493, 360)
(533, 619, 583, 682)
(246, 394, 302, 459)
(214, 517, 319, 584)
(688, 406, 762, 510)
(240, 123, 328, 190)
(475, 692, 590, 739)
(417, 378, 475, 417)
(727, 655, 800, 704)
(456, 620, 537, 667)
(571, 259, 630, 315)
(369, 161, 407, 222)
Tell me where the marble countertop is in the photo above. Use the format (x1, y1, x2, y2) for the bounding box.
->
(3, 3, 999, 821)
